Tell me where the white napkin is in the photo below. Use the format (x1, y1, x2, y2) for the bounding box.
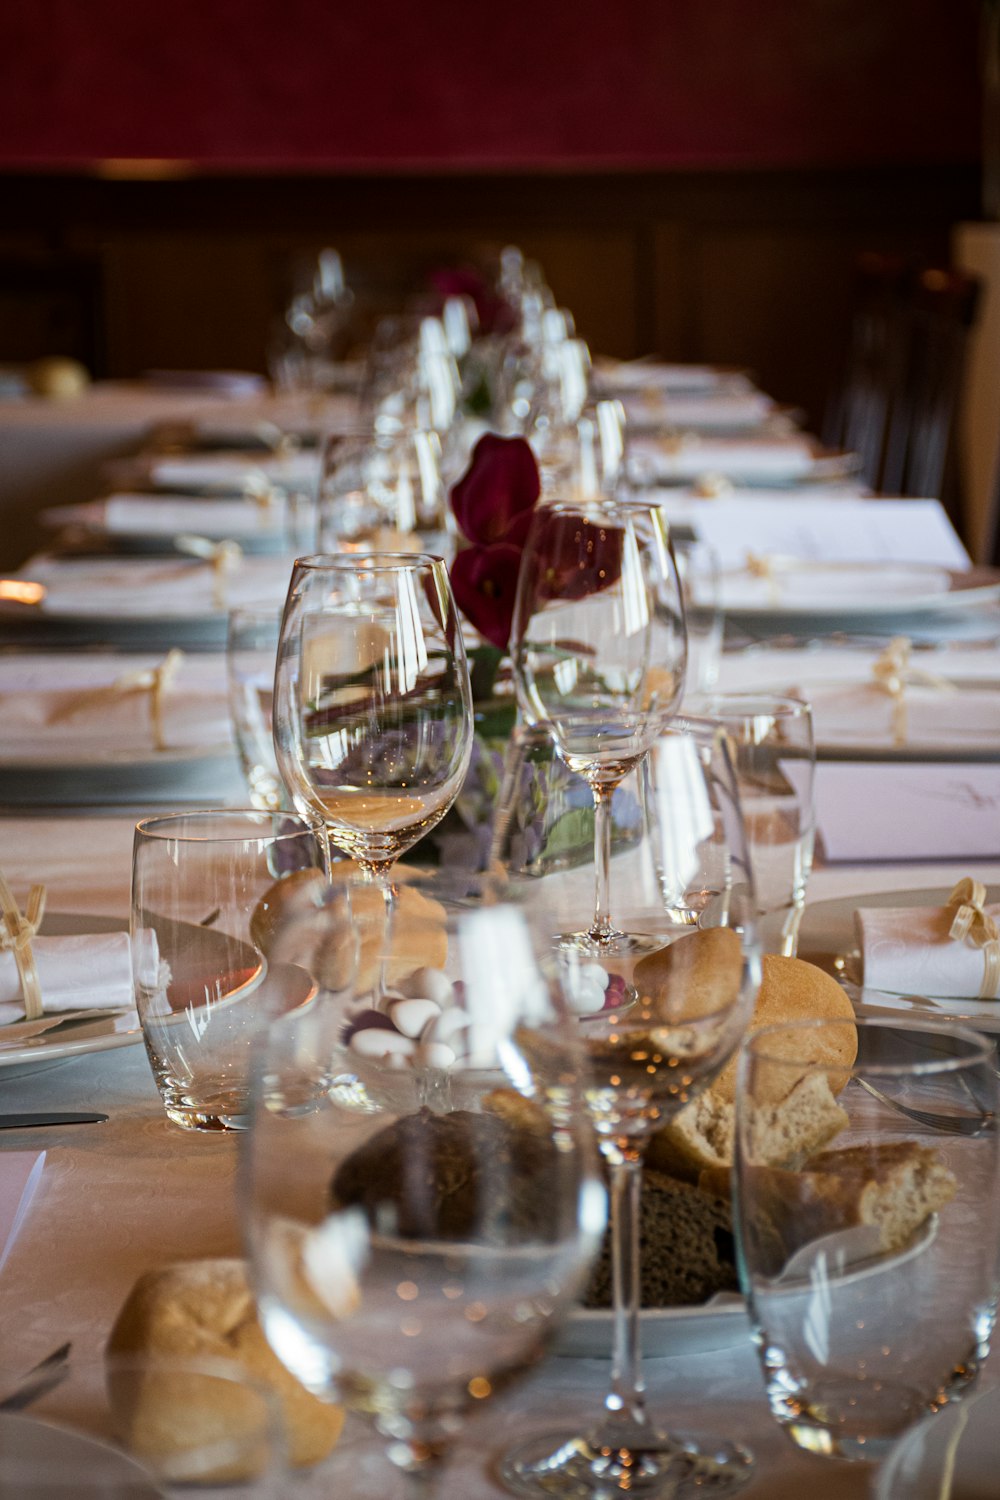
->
(0, 930, 154, 1024)
(718, 561, 950, 613)
(149, 451, 321, 494)
(8, 554, 292, 618)
(621, 392, 776, 432)
(855, 903, 1000, 998)
(629, 434, 817, 484)
(101, 496, 288, 539)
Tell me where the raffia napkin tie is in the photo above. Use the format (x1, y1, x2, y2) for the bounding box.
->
(46, 648, 185, 752)
(948, 878, 1000, 1000)
(745, 550, 782, 607)
(871, 636, 955, 747)
(0, 870, 45, 1022)
(174, 535, 243, 608)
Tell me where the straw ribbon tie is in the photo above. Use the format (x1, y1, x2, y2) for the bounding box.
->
(175, 534, 244, 608)
(0, 870, 46, 1022)
(871, 636, 955, 747)
(47, 649, 185, 752)
(745, 551, 781, 607)
(948, 878, 1000, 1000)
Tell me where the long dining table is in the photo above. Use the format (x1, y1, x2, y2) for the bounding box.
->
(3, 636, 1000, 1498)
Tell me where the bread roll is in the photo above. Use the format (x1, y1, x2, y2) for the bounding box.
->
(646, 954, 857, 1177)
(108, 1260, 344, 1471)
(633, 927, 745, 1023)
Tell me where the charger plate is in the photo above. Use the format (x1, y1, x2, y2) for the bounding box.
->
(0, 1412, 159, 1494)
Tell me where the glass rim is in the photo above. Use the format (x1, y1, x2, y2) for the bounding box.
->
(680, 691, 812, 721)
(744, 1015, 996, 1077)
(292, 550, 446, 572)
(537, 494, 668, 520)
(133, 807, 324, 843)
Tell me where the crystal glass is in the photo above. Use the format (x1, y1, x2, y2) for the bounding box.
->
(679, 693, 815, 956)
(131, 809, 326, 1132)
(501, 724, 761, 1498)
(316, 430, 446, 552)
(226, 604, 285, 812)
(511, 496, 687, 956)
(272, 554, 474, 951)
(673, 539, 723, 696)
(734, 1017, 1000, 1463)
(241, 877, 607, 1498)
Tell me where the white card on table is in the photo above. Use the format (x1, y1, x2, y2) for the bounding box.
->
(681, 497, 970, 571)
(0, 1151, 45, 1273)
(790, 762, 1000, 863)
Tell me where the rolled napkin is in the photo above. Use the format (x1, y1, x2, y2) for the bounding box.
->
(855, 880, 1000, 1000)
(0, 930, 155, 1025)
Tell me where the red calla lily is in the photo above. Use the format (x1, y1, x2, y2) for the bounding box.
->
(450, 434, 540, 547)
(450, 542, 524, 651)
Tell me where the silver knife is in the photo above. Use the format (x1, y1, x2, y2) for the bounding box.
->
(0, 1112, 108, 1129)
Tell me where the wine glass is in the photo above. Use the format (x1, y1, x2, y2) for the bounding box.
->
(510, 496, 687, 956)
(500, 723, 761, 1499)
(272, 553, 474, 963)
(240, 874, 608, 1498)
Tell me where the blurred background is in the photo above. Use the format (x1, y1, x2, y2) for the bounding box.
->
(0, 0, 984, 432)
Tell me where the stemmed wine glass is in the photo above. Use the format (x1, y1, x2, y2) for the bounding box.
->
(511, 496, 687, 956)
(272, 553, 474, 950)
(240, 875, 608, 1498)
(501, 724, 762, 1498)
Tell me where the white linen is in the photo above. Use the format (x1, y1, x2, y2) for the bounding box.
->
(620, 392, 776, 432)
(593, 359, 753, 394)
(856, 902, 1000, 998)
(0, 931, 137, 1021)
(628, 433, 819, 483)
(149, 450, 322, 494)
(44, 495, 290, 542)
(7, 553, 293, 617)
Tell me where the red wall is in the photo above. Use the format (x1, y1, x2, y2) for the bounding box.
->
(0, 0, 981, 172)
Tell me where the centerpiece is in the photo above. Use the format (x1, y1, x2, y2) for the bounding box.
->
(421, 432, 642, 875)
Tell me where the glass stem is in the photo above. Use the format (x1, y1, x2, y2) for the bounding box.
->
(360, 857, 397, 1009)
(605, 1151, 648, 1430)
(589, 779, 620, 945)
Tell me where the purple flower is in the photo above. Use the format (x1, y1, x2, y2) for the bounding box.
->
(450, 542, 523, 651)
(451, 434, 540, 547)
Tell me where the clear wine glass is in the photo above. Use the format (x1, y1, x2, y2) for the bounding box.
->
(500, 723, 762, 1498)
(240, 875, 608, 1499)
(272, 554, 474, 957)
(511, 496, 687, 956)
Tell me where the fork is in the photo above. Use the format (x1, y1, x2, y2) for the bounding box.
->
(0, 1342, 71, 1413)
(854, 1076, 996, 1136)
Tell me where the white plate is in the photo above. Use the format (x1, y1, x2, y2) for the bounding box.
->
(781, 677, 1000, 763)
(0, 1411, 160, 1494)
(0, 914, 142, 1076)
(798, 885, 1000, 1033)
(876, 1383, 1000, 1500)
(558, 1295, 749, 1358)
(0, 741, 245, 807)
(720, 562, 1000, 625)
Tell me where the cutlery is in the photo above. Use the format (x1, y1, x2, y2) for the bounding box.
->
(854, 1077, 995, 1136)
(0, 1112, 108, 1129)
(0, 1009, 130, 1047)
(0, 1342, 71, 1413)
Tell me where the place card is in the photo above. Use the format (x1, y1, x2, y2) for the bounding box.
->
(788, 762, 1000, 863)
(684, 497, 970, 571)
(0, 1151, 45, 1274)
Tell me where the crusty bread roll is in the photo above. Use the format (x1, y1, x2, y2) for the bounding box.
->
(633, 927, 745, 1023)
(108, 1259, 344, 1471)
(645, 954, 857, 1178)
(729, 1140, 957, 1275)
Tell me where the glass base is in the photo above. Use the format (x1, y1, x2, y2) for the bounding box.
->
(499, 1425, 753, 1498)
(162, 1104, 248, 1132)
(557, 929, 667, 960)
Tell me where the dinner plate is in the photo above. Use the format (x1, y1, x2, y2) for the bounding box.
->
(558, 1295, 749, 1358)
(798, 885, 1000, 1033)
(777, 676, 1000, 763)
(719, 562, 1000, 626)
(875, 1382, 1000, 1499)
(0, 914, 142, 1076)
(0, 741, 245, 807)
(0, 1411, 160, 1494)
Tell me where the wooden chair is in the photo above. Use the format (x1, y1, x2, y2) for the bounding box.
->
(822, 251, 909, 489)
